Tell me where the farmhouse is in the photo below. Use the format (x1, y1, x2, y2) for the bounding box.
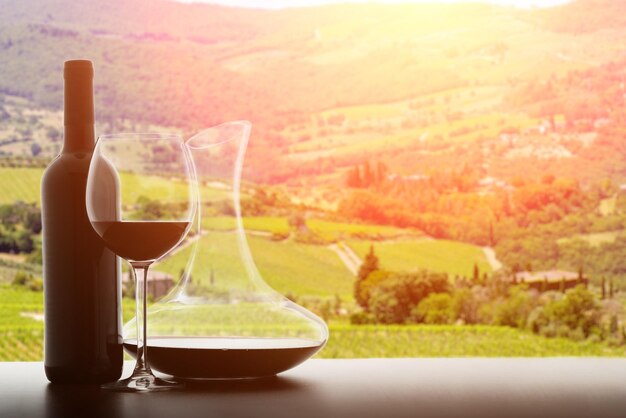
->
(512, 270, 587, 292)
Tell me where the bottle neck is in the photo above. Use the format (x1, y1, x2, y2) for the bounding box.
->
(62, 60, 95, 154)
(62, 125, 95, 153)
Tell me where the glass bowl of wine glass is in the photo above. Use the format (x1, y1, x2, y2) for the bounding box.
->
(86, 132, 196, 391)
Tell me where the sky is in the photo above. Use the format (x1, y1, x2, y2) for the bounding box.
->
(175, 0, 572, 9)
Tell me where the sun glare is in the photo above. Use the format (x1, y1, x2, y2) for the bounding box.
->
(180, 0, 571, 9)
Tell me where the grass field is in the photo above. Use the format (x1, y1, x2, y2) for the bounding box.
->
(348, 239, 491, 278)
(557, 230, 622, 247)
(288, 110, 537, 159)
(201, 216, 289, 234)
(0, 167, 41, 204)
(156, 233, 355, 299)
(0, 286, 43, 328)
(307, 219, 418, 241)
(0, 167, 230, 205)
(200, 216, 414, 242)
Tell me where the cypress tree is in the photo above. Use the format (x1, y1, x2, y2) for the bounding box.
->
(355, 245, 380, 308)
(472, 263, 480, 284)
(601, 277, 606, 300)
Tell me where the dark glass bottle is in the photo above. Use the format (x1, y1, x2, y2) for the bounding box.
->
(42, 60, 122, 383)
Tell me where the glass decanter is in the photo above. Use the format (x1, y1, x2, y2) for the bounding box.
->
(123, 121, 328, 379)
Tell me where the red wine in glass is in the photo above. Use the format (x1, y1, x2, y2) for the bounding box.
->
(87, 132, 196, 392)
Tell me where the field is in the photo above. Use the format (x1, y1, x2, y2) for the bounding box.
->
(200, 216, 415, 240)
(0, 167, 42, 204)
(157, 232, 355, 299)
(0, 167, 230, 205)
(2, 281, 625, 362)
(201, 216, 289, 234)
(348, 239, 492, 278)
(307, 219, 418, 241)
(557, 230, 622, 247)
(284, 81, 540, 166)
(321, 325, 626, 358)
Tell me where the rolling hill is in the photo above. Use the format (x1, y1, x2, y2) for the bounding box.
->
(2, 0, 626, 186)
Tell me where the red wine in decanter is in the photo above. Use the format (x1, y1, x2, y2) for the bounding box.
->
(124, 337, 324, 379)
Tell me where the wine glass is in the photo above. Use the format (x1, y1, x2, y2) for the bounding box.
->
(86, 133, 196, 391)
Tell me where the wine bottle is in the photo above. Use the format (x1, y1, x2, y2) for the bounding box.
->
(42, 60, 122, 383)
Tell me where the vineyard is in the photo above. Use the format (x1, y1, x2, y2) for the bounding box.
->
(1, 284, 625, 361)
(321, 325, 626, 358)
(0, 328, 43, 361)
(2, 319, 626, 362)
(0, 168, 42, 205)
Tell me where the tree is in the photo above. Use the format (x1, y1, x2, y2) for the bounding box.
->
(46, 127, 61, 142)
(22, 206, 42, 234)
(345, 166, 361, 188)
(367, 271, 449, 324)
(15, 231, 34, 253)
(362, 161, 374, 187)
(355, 245, 380, 308)
(472, 263, 480, 284)
(30, 142, 42, 157)
(288, 213, 307, 232)
(376, 161, 388, 184)
(601, 277, 606, 299)
(577, 266, 585, 286)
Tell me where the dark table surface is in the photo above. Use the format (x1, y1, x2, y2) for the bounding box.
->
(1, 359, 625, 418)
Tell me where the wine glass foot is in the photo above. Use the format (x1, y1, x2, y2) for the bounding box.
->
(101, 373, 183, 392)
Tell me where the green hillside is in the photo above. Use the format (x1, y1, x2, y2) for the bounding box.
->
(0, 167, 230, 205)
(349, 239, 491, 278)
(2, 0, 625, 184)
(0, 168, 41, 204)
(156, 233, 355, 299)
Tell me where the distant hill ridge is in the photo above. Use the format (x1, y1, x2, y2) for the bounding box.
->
(0, 0, 609, 128)
(538, 0, 626, 33)
(1, 0, 625, 184)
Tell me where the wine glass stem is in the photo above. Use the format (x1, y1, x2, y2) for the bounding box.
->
(132, 261, 152, 375)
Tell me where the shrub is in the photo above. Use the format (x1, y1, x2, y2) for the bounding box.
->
(15, 231, 34, 253)
(293, 231, 330, 245)
(349, 310, 376, 325)
(493, 286, 538, 328)
(12, 270, 30, 286)
(28, 278, 43, 292)
(270, 232, 289, 241)
(531, 285, 601, 339)
(451, 288, 481, 324)
(543, 285, 601, 338)
(412, 293, 453, 324)
(12, 271, 42, 292)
